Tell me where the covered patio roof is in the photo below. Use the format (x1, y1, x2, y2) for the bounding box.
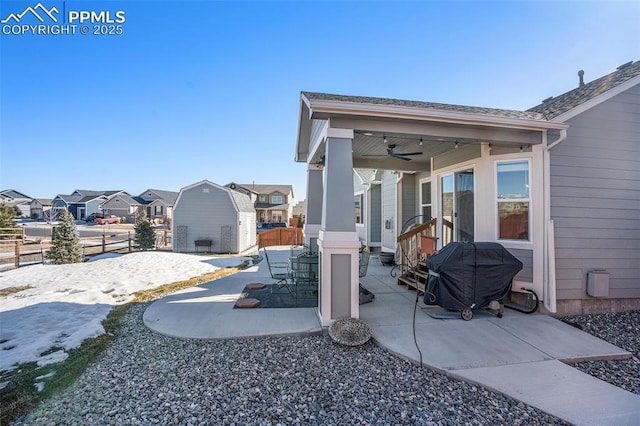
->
(296, 92, 569, 171)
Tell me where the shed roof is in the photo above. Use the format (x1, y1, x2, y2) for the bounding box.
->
(175, 180, 255, 213)
(528, 60, 640, 119)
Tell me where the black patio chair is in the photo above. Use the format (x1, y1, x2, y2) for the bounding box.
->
(262, 248, 291, 292)
(359, 246, 374, 304)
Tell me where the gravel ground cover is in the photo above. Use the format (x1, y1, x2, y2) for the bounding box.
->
(560, 310, 640, 395)
(16, 303, 568, 425)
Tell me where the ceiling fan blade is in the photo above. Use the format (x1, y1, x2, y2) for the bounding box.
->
(395, 151, 423, 156)
(390, 153, 413, 161)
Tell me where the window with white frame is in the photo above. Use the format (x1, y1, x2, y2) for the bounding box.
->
(271, 195, 283, 204)
(496, 160, 530, 240)
(259, 195, 267, 202)
(420, 180, 432, 223)
(354, 193, 364, 224)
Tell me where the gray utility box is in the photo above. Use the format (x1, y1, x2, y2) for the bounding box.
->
(587, 270, 610, 298)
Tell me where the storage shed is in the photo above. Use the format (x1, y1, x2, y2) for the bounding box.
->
(172, 180, 256, 254)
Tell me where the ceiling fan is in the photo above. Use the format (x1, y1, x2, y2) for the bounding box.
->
(363, 144, 423, 161)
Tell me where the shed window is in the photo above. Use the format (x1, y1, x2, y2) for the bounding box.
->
(496, 160, 530, 240)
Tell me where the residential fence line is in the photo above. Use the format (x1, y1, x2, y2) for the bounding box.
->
(0, 229, 171, 270)
(258, 227, 303, 248)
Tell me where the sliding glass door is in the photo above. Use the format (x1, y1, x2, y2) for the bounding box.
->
(441, 168, 475, 245)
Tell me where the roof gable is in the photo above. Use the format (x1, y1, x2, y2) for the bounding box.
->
(528, 60, 640, 120)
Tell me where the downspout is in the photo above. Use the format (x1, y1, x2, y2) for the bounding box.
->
(543, 129, 567, 313)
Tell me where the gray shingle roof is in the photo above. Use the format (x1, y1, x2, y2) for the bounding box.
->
(302, 92, 546, 121)
(140, 189, 179, 204)
(528, 61, 640, 119)
(229, 190, 255, 213)
(1, 189, 31, 199)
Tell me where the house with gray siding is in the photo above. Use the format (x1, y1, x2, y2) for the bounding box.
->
(528, 60, 640, 314)
(173, 180, 256, 254)
(51, 189, 128, 220)
(295, 60, 639, 326)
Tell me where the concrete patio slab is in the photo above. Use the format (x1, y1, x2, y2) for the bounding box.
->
(369, 319, 553, 370)
(488, 315, 631, 362)
(143, 248, 639, 425)
(143, 262, 322, 339)
(454, 360, 640, 426)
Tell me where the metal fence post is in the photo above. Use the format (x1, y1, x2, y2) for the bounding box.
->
(102, 235, 106, 253)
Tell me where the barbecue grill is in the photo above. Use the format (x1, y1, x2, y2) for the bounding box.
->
(424, 242, 523, 320)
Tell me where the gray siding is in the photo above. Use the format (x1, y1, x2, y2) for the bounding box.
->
(551, 85, 640, 300)
(369, 184, 382, 244)
(508, 248, 533, 283)
(381, 171, 396, 250)
(173, 182, 241, 253)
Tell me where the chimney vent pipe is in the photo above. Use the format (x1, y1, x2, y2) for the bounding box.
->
(578, 70, 585, 87)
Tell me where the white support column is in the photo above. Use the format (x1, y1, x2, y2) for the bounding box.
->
(318, 129, 360, 327)
(304, 164, 323, 252)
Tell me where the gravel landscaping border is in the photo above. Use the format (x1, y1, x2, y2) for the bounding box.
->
(15, 303, 570, 425)
(560, 310, 640, 395)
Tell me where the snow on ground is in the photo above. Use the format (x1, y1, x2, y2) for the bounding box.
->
(0, 252, 251, 372)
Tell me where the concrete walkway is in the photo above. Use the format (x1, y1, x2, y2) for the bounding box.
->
(144, 247, 640, 426)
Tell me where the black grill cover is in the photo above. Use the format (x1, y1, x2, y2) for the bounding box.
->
(424, 242, 523, 310)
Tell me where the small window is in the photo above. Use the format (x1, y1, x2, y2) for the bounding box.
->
(354, 193, 363, 224)
(259, 195, 267, 202)
(497, 160, 530, 240)
(203, 188, 210, 193)
(420, 180, 432, 223)
(271, 195, 283, 204)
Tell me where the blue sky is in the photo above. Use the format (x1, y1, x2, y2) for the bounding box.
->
(1, 1, 639, 200)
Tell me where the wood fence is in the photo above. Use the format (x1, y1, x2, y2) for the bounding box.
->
(258, 227, 303, 248)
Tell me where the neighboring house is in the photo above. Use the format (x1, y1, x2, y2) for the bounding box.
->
(30, 198, 52, 220)
(138, 189, 179, 220)
(51, 189, 128, 220)
(292, 200, 306, 217)
(173, 180, 256, 254)
(100, 189, 179, 222)
(295, 61, 639, 326)
(0, 189, 32, 217)
(226, 183, 294, 224)
(101, 194, 146, 221)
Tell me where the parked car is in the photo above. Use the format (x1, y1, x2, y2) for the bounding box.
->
(85, 213, 104, 222)
(256, 222, 287, 233)
(95, 215, 119, 225)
